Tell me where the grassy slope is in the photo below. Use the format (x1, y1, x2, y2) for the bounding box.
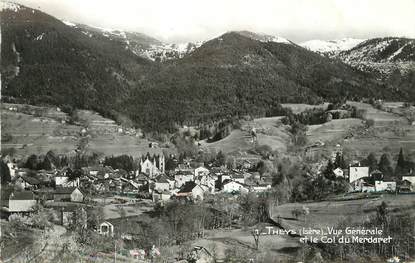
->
(1, 103, 169, 158)
(201, 116, 291, 154)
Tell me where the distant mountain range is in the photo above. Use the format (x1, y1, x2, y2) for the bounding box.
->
(301, 37, 415, 78)
(301, 38, 366, 56)
(1, 2, 414, 132)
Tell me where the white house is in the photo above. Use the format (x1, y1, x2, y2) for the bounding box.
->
(98, 221, 114, 237)
(196, 174, 216, 193)
(152, 190, 172, 203)
(7, 161, 17, 178)
(8, 191, 36, 212)
(402, 175, 415, 186)
(54, 187, 84, 202)
(153, 175, 171, 193)
(250, 184, 272, 193)
(222, 181, 248, 194)
(352, 178, 375, 192)
(55, 176, 79, 187)
(194, 166, 209, 177)
(176, 181, 205, 201)
(375, 180, 396, 192)
(349, 166, 369, 183)
(232, 173, 245, 184)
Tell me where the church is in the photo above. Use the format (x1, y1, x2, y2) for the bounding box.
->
(136, 153, 165, 178)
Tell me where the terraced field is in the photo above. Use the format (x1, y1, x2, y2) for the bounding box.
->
(1, 103, 169, 157)
(347, 101, 408, 127)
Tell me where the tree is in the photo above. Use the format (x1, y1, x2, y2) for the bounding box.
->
(25, 154, 40, 170)
(215, 151, 226, 167)
(334, 152, 347, 169)
(0, 161, 11, 185)
(378, 153, 393, 177)
(323, 159, 335, 180)
(363, 152, 378, 172)
(395, 148, 406, 178)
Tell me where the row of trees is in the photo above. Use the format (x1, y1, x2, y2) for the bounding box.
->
(361, 148, 414, 178)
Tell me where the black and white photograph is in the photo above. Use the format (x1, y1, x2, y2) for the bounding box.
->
(0, 0, 415, 262)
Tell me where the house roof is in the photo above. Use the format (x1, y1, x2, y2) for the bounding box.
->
(232, 173, 245, 179)
(176, 170, 194, 175)
(223, 180, 246, 187)
(136, 173, 149, 181)
(178, 181, 197, 193)
(9, 191, 35, 200)
(54, 187, 80, 194)
(20, 175, 41, 185)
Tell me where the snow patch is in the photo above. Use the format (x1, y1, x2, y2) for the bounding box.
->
(62, 20, 77, 27)
(388, 44, 406, 61)
(35, 33, 45, 41)
(140, 41, 203, 61)
(301, 38, 365, 54)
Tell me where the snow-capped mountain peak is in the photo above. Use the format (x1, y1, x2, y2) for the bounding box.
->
(62, 20, 77, 27)
(234, 31, 292, 44)
(300, 38, 366, 55)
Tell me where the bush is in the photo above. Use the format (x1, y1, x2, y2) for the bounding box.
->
(366, 119, 375, 127)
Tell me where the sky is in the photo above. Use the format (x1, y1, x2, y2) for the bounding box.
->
(13, 0, 415, 44)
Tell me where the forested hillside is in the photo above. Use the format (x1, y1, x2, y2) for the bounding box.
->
(124, 32, 400, 131)
(0, 4, 407, 133)
(1, 2, 152, 120)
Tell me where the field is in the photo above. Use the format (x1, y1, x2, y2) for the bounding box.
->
(1, 103, 170, 158)
(200, 116, 291, 154)
(303, 102, 415, 160)
(270, 194, 415, 235)
(307, 118, 364, 145)
(347, 101, 408, 127)
(92, 196, 154, 219)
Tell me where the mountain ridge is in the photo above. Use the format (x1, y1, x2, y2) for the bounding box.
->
(1, 2, 411, 133)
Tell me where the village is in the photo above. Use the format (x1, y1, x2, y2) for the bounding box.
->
(1, 139, 415, 262)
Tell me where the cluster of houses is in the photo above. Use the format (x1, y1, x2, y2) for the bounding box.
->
(0, 153, 271, 221)
(333, 164, 415, 193)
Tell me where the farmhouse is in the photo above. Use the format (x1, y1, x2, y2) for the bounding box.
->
(398, 180, 413, 192)
(349, 166, 369, 183)
(402, 175, 415, 186)
(222, 180, 249, 194)
(176, 181, 205, 201)
(14, 175, 40, 190)
(53, 187, 84, 202)
(375, 180, 397, 192)
(7, 191, 36, 213)
(152, 175, 171, 193)
(352, 177, 375, 192)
